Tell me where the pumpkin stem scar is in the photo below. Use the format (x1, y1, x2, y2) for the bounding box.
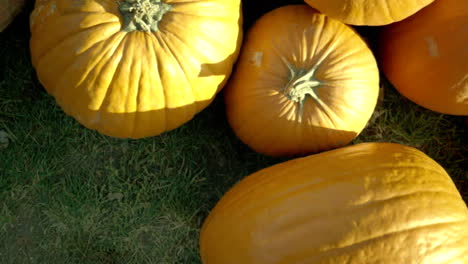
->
(281, 57, 323, 120)
(119, 0, 172, 32)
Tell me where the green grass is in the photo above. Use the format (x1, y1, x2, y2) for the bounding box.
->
(1, 1, 466, 264)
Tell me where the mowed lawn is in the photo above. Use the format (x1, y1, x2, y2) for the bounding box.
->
(1, 1, 466, 263)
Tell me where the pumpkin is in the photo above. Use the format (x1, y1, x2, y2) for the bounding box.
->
(0, 0, 25, 32)
(200, 142, 468, 264)
(224, 5, 379, 157)
(378, 0, 468, 115)
(30, 0, 242, 138)
(303, 0, 434, 26)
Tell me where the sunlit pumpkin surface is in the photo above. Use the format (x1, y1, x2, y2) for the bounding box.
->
(200, 142, 468, 264)
(225, 5, 379, 157)
(304, 0, 434, 26)
(0, 0, 25, 31)
(30, 0, 242, 138)
(379, 0, 468, 115)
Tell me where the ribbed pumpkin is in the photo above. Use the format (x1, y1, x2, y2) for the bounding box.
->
(224, 5, 379, 157)
(30, 0, 242, 138)
(303, 0, 434, 26)
(200, 142, 468, 264)
(378, 0, 468, 115)
(0, 0, 25, 31)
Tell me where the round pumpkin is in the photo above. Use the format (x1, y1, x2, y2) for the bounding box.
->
(30, 0, 242, 138)
(224, 5, 379, 157)
(303, 0, 434, 26)
(378, 0, 468, 115)
(200, 142, 468, 264)
(0, 0, 25, 32)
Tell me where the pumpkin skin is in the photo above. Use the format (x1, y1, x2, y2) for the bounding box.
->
(224, 5, 379, 157)
(30, 0, 242, 138)
(200, 142, 468, 264)
(378, 0, 468, 115)
(303, 0, 434, 26)
(0, 0, 25, 32)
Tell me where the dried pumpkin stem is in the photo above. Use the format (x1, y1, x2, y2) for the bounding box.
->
(119, 0, 171, 32)
(282, 59, 322, 118)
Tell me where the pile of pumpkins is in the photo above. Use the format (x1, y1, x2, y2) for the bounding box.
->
(2, 0, 468, 262)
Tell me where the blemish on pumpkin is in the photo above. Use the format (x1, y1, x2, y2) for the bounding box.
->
(425, 36, 439, 57)
(89, 112, 102, 124)
(451, 74, 468, 103)
(30, 5, 43, 26)
(46, 3, 57, 16)
(30, 2, 57, 27)
(455, 91, 468, 103)
(249, 52, 263, 67)
(450, 74, 468, 90)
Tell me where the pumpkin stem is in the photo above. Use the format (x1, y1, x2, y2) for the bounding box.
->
(282, 58, 322, 120)
(119, 0, 171, 32)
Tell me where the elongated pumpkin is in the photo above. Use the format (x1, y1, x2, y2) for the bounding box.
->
(0, 0, 25, 31)
(200, 142, 468, 264)
(30, 0, 242, 138)
(304, 0, 434, 26)
(224, 5, 379, 157)
(378, 0, 468, 115)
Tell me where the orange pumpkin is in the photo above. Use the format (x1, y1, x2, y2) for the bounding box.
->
(0, 0, 25, 31)
(30, 0, 242, 138)
(224, 5, 379, 157)
(304, 0, 434, 26)
(378, 0, 468, 115)
(200, 142, 468, 264)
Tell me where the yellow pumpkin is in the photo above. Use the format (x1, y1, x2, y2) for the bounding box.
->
(304, 0, 434, 26)
(30, 0, 242, 138)
(378, 0, 468, 115)
(0, 0, 25, 31)
(200, 142, 468, 264)
(200, 143, 468, 264)
(224, 5, 379, 157)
